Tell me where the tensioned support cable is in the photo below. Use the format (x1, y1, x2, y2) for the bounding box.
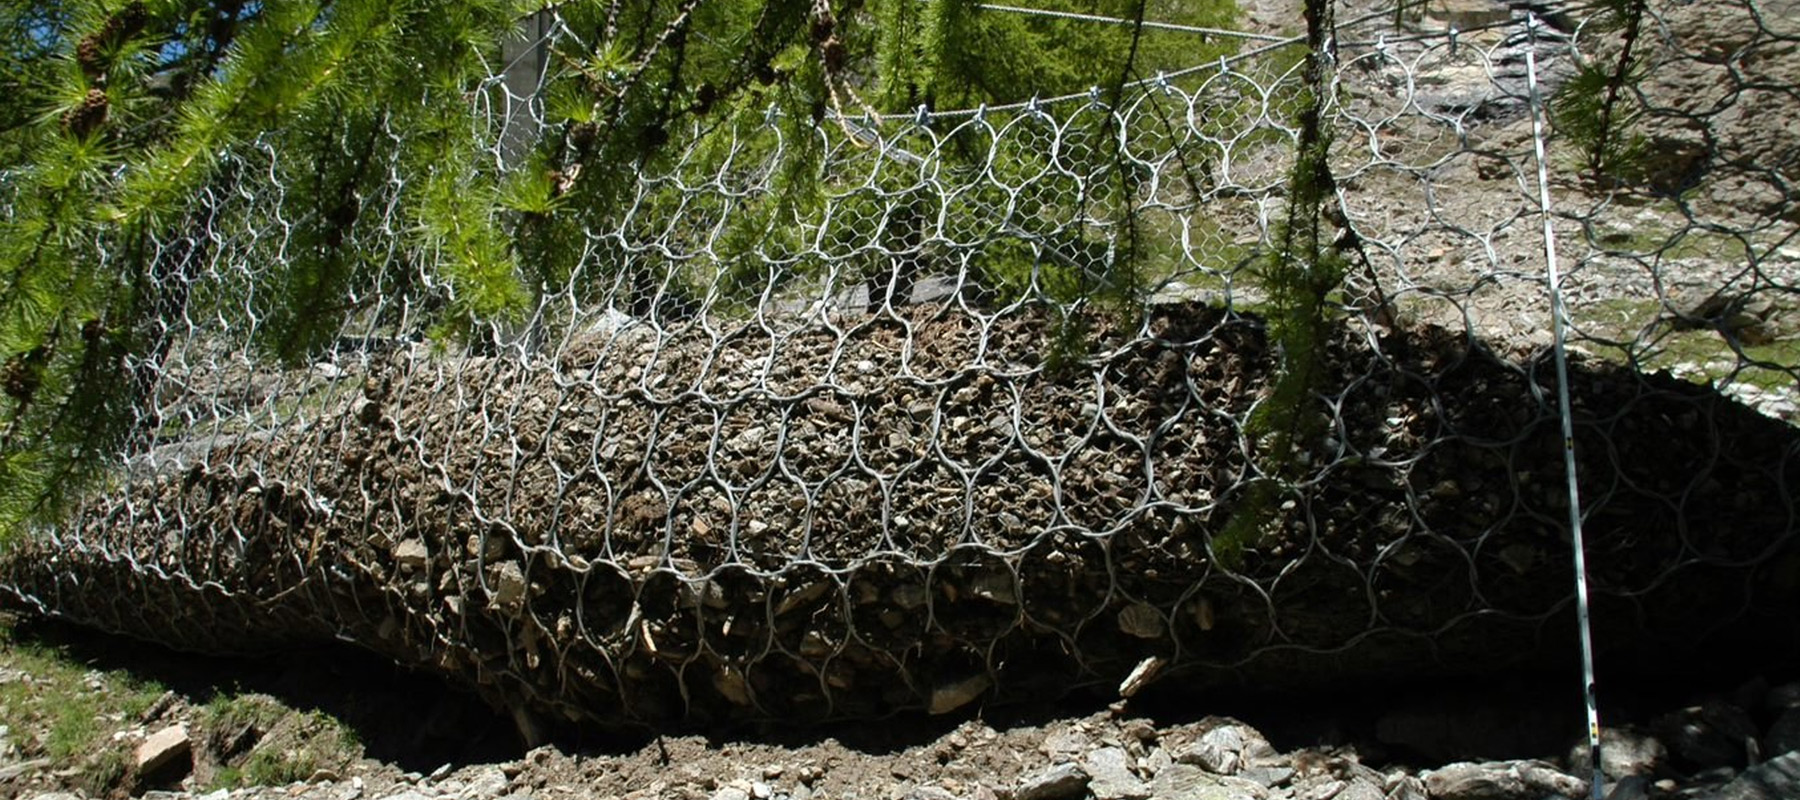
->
(1521, 13, 1606, 800)
(6, 0, 1798, 737)
(973, 3, 1287, 41)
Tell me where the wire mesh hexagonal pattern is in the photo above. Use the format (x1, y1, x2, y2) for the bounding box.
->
(3, 0, 1798, 727)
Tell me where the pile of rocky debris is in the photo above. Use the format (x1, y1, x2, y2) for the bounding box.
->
(16, 678, 1800, 800)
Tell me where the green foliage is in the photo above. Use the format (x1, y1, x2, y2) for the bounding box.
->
(1245, 115, 1346, 468)
(0, 0, 1247, 539)
(1552, 0, 1652, 183)
(0, 625, 167, 771)
(0, 0, 519, 539)
(201, 695, 358, 789)
(200, 691, 285, 734)
(914, 0, 1239, 109)
(896, 0, 1241, 313)
(1215, 0, 1345, 564)
(686, 0, 1245, 315)
(77, 744, 131, 796)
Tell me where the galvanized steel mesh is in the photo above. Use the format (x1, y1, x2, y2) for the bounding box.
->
(5, 0, 1800, 727)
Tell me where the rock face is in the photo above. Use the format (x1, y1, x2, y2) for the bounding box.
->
(1630, 0, 1800, 211)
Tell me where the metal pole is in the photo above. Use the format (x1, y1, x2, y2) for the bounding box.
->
(1521, 13, 1606, 800)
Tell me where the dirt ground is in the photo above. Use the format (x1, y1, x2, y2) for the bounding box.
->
(4, 616, 1797, 800)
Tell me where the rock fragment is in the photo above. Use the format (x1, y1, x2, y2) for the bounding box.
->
(1763, 707, 1800, 759)
(459, 766, 510, 799)
(135, 723, 191, 775)
(1384, 772, 1429, 800)
(1084, 746, 1150, 800)
(1657, 703, 1759, 769)
(1016, 763, 1090, 800)
(394, 539, 429, 569)
(1118, 657, 1165, 699)
(1305, 778, 1384, 800)
(0, 758, 49, 781)
(1239, 766, 1294, 788)
(1566, 727, 1667, 781)
(1149, 763, 1267, 800)
(1421, 761, 1586, 800)
(1696, 750, 1800, 799)
(1767, 682, 1800, 712)
(1117, 603, 1165, 640)
(487, 561, 527, 612)
(1176, 719, 1280, 776)
(928, 674, 992, 715)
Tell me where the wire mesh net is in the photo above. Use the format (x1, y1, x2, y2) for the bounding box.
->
(3, 0, 1799, 727)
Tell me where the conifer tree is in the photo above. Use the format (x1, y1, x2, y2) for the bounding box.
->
(0, 0, 1241, 537)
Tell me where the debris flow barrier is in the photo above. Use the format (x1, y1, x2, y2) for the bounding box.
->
(3, 0, 1798, 728)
